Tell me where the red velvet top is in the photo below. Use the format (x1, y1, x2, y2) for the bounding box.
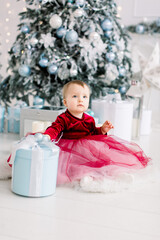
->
(44, 109, 103, 140)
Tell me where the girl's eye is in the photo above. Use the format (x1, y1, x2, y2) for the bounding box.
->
(73, 95, 77, 98)
(83, 95, 87, 98)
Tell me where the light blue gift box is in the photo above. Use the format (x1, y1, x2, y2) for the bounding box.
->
(0, 105, 5, 132)
(8, 107, 20, 133)
(12, 141, 59, 197)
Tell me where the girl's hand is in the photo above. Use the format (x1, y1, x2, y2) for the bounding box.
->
(101, 121, 114, 135)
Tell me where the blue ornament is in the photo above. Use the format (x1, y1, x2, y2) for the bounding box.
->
(34, 133, 43, 142)
(87, 110, 94, 117)
(119, 86, 126, 94)
(21, 25, 30, 34)
(47, 64, 58, 75)
(42, 135, 50, 142)
(39, 57, 48, 67)
(105, 52, 115, 62)
(12, 44, 20, 53)
(119, 66, 126, 77)
(104, 30, 112, 38)
(65, 30, 78, 43)
(101, 19, 113, 31)
(33, 96, 44, 108)
(56, 27, 66, 38)
(76, 0, 85, 7)
(136, 24, 145, 34)
(156, 18, 160, 27)
(18, 65, 31, 77)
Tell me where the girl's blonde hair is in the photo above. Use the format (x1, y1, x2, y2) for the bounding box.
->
(62, 80, 90, 99)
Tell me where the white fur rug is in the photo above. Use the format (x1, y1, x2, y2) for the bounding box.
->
(0, 151, 12, 179)
(0, 148, 159, 193)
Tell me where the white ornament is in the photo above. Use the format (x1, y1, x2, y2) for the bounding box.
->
(73, 8, 84, 18)
(89, 32, 100, 41)
(49, 14, 62, 29)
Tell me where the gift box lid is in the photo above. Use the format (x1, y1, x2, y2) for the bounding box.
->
(15, 143, 59, 160)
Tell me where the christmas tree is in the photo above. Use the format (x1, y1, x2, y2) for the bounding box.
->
(0, 0, 132, 106)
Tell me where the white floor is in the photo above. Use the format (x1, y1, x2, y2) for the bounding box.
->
(0, 129, 160, 240)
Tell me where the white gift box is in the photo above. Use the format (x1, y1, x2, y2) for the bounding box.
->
(7, 107, 20, 133)
(20, 106, 65, 138)
(92, 99, 133, 141)
(0, 105, 5, 132)
(32, 121, 52, 133)
(140, 109, 152, 135)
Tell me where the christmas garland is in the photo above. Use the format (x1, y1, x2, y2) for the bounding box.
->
(127, 18, 160, 34)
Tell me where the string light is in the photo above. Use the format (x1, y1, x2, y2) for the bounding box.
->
(143, 17, 148, 23)
(117, 5, 122, 18)
(1, 1, 28, 77)
(117, 6, 122, 12)
(6, 3, 11, 8)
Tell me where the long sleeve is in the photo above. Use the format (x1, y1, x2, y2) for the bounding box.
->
(92, 126, 103, 135)
(44, 115, 66, 140)
(89, 117, 103, 135)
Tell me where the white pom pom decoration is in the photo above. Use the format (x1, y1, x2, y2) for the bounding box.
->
(49, 14, 62, 29)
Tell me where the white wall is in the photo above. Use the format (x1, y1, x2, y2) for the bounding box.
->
(0, 0, 25, 78)
(116, 0, 160, 25)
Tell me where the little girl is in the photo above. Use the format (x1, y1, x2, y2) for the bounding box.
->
(42, 80, 151, 191)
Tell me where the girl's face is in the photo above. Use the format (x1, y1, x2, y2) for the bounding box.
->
(63, 84, 90, 118)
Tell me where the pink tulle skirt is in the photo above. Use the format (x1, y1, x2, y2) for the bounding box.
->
(56, 135, 151, 185)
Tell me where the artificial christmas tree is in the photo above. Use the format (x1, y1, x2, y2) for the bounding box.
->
(0, 0, 132, 106)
